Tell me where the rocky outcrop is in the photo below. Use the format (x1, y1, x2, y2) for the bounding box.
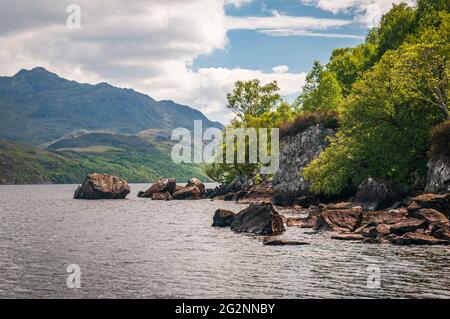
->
(408, 193, 450, 218)
(231, 202, 285, 235)
(425, 156, 450, 194)
(74, 173, 130, 199)
(286, 207, 321, 228)
(354, 177, 406, 211)
(173, 185, 203, 200)
(212, 209, 235, 227)
(272, 125, 335, 206)
(314, 207, 363, 233)
(138, 178, 176, 198)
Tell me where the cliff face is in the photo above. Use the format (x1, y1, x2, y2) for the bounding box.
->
(425, 156, 450, 194)
(272, 125, 335, 205)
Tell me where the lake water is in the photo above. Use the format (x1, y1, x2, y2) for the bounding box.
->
(0, 184, 449, 298)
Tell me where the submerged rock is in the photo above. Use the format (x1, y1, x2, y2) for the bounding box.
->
(74, 173, 130, 199)
(138, 178, 176, 198)
(331, 234, 365, 241)
(231, 202, 285, 235)
(212, 209, 235, 227)
(263, 238, 309, 246)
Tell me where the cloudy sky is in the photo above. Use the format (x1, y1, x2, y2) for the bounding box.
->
(0, 0, 413, 123)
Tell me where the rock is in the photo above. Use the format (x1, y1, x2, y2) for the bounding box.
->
(231, 202, 285, 235)
(429, 224, 450, 241)
(425, 156, 450, 194)
(286, 209, 321, 228)
(263, 238, 309, 246)
(238, 180, 273, 203)
(388, 219, 428, 236)
(223, 192, 235, 201)
(331, 234, 365, 241)
(408, 208, 449, 225)
(208, 176, 244, 199)
(408, 193, 450, 218)
(138, 178, 176, 198)
(212, 209, 235, 227)
(314, 207, 363, 233)
(187, 178, 206, 195)
(74, 173, 130, 199)
(362, 209, 408, 226)
(151, 192, 172, 201)
(172, 185, 203, 200)
(272, 125, 336, 206)
(390, 231, 449, 246)
(354, 177, 406, 211)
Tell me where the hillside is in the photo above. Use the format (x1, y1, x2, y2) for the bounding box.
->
(0, 137, 210, 184)
(0, 67, 222, 144)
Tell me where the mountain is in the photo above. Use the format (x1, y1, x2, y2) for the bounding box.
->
(0, 67, 223, 144)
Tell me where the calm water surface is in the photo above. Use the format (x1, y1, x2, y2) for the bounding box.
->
(0, 184, 449, 298)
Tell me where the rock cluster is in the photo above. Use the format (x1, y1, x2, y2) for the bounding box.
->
(138, 177, 206, 200)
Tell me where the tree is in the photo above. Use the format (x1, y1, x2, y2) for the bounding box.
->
(226, 80, 281, 120)
(296, 61, 344, 111)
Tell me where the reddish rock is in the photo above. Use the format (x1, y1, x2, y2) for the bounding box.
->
(408, 193, 450, 217)
(231, 202, 285, 235)
(172, 185, 203, 200)
(286, 209, 320, 228)
(314, 207, 363, 233)
(429, 224, 450, 241)
(331, 234, 365, 241)
(187, 178, 206, 195)
(138, 178, 176, 198)
(409, 208, 449, 225)
(389, 219, 428, 236)
(390, 231, 449, 246)
(212, 209, 235, 227)
(151, 192, 172, 201)
(362, 209, 407, 226)
(263, 238, 309, 246)
(74, 173, 130, 200)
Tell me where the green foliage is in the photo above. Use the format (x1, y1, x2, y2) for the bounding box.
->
(226, 79, 281, 120)
(279, 110, 339, 137)
(303, 3, 449, 195)
(296, 61, 344, 111)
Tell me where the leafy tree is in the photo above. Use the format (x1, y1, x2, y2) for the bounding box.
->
(226, 80, 281, 120)
(296, 61, 344, 111)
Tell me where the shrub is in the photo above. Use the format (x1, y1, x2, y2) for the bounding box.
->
(279, 110, 339, 138)
(430, 120, 450, 161)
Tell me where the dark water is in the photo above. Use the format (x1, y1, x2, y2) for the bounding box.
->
(0, 184, 449, 299)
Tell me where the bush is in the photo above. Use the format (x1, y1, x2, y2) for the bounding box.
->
(279, 110, 339, 138)
(430, 120, 450, 160)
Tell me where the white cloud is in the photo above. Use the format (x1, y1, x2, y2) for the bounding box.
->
(0, 0, 360, 124)
(301, 0, 416, 27)
(272, 65, 290, 74)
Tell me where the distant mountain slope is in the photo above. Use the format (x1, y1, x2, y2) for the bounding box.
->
(0, 67, 222, 144)
(0, 137, 210, 184)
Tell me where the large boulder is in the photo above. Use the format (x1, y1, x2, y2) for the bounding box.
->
(74, 173, 130, 199)
(425, 156, 450, 194)
(138, 178, 176, 198)
(172, 185, 203, 200)
(314, 207, 363, 233)
(151, 192, 172, 201)
(408, 193, 450, 218)
(354, 177, 406, 211)
(231, 202, 285, 235)
(272, 125, 336, 206)
(212, 209, 235, 227)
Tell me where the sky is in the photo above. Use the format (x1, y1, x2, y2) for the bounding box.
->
(0, 0, 414, 124)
